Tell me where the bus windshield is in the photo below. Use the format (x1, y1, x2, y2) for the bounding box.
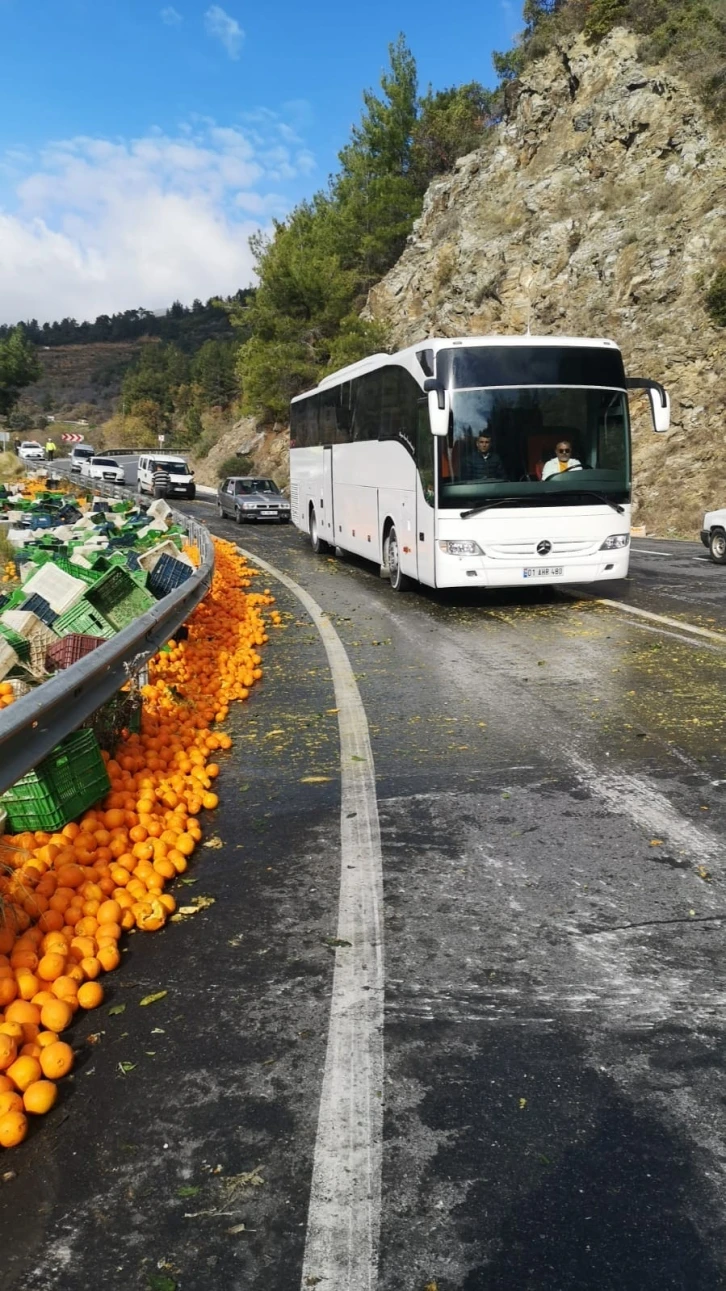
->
(438, 386, 630, 509)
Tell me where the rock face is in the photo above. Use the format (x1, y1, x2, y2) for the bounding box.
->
(366, 29, 726, 536)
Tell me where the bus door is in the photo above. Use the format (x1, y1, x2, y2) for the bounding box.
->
(322, 445, 335, 546)
(416, 400, 436, 587)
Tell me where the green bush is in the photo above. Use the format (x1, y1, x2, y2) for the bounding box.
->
(705, 267, 726, 325)
(585, 0, 628, 41)
(217, 454, 253, 480)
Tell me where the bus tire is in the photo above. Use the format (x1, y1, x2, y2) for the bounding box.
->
(709, 529, 726, 564)
(386, 525, 410, 592)
(309, 506, 329, 553)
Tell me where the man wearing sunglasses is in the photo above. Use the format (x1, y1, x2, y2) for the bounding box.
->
(541, 440, 582, 481)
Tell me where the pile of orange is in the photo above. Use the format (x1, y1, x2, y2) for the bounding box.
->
(1, 562, 16, 586)
(0, 538, 273, 1147)
(0, 683, 18, 710)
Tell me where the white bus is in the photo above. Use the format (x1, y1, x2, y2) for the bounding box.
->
(289, 336, 670, 591)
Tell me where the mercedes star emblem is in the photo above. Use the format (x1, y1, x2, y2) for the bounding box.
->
(537, 539, 552, 556)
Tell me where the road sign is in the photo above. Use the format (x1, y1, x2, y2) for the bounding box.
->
(61, 433, 84, 443)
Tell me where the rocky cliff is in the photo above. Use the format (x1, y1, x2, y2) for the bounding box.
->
(366, 28, 726, 536)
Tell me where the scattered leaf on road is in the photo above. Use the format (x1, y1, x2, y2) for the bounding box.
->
(147, 1277, 176, 1291)
(650, 839, 664, 846)
(227, 1223, 247, 1235)
(300, 776, 332, 784)
(519, 1098, 527, 1110)
(203, 836, 224, 849)
(118, 1061, 136, 1075)
(108, 1004, 126, 1016)
(322, 937, 352, 948)
(177, 1185, 200, 1198)
(140, 991, 168, 1007)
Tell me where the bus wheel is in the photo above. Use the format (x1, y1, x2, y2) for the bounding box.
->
(709, 529, 726, 563)
(387, 525, 410, 592)
(309, 507, 328, 553)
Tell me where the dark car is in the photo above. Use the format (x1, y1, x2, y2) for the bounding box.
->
(217, 476, 291, 524)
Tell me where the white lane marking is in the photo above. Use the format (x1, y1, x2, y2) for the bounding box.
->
(569, 752, 724, 869)
(635, 549, 671, 557)
(236, 545, 384, 1291)
(562, 589, 726, 648)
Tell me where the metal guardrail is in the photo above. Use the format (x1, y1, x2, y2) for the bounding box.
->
(0, 469, 215, 794)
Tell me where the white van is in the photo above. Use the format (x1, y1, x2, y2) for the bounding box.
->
(69, 444, 94, 472)
(137, 453, 196, 500)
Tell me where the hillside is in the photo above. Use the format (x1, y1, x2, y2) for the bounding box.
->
(365, 27, 726, 536)
(17, 339, 154, 425)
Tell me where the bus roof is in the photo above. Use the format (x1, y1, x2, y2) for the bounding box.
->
(296, 334, 622, 402)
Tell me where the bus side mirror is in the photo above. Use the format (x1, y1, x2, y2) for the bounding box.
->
(626, 377, 670, 433)
(648, 387, 670, 433)
(424, 379, 449, 437)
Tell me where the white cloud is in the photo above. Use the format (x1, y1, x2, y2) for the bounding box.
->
(0, 118, 316, 323)
(160, 6, 183, 24)
(204, 5, 244, 59)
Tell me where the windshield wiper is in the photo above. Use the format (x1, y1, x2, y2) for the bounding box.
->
(461, 490, 625, 520)
(561, 490, 625, 515)
(461, 496, 532, 519)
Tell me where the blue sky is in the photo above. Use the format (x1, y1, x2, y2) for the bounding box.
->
(0, 0, 521, 324)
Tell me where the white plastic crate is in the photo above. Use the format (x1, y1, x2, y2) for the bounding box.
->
(0, 639, 19, 683)
(20, 563, 87, 614)
(138, 539, 194, 574)
(0, 612, 57, 678)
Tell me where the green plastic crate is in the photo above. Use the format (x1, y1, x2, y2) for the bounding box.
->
(53, 597, 114, 640)
(86, 568, 155, 632)
(0, 624, 31, 662)
(1, 728, 111, 832)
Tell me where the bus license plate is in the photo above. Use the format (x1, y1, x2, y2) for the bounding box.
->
(523, 566, 563, 579)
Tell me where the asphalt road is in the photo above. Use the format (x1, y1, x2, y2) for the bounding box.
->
(4, 506, 726, 1290)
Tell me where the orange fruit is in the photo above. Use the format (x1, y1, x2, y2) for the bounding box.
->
(37, 1031, 59, 1048)
(51, 977, 79, 1002)
(6, 1000, 40, 1027)
(23, 1080, 57, 1115)
(0, 1022, 23, 1042)
(0, 977, 19, 1007)
(97, 900, 122, 925)
(96, 945, 120, 972)
(0, 1109, 28, 1146)
(15, 972, 41, 1002)
(37, 952, 66, 982)
(77, 981, 103, 1010)
(40, 999, 73, 1032)
(0, 1090, 23, 1116)
(80, 956, 102, 980)
(0, 1075, 15, 1093)
(7, 1055, 42, 1091)
(39, 1041, 74, 1080)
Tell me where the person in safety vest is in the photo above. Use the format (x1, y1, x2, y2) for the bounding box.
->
(45, 439, 56, 461)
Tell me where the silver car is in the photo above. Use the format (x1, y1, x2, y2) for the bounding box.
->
(217, 476, 291, 523)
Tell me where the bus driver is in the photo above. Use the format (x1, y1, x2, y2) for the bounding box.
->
(541, 440, 582, 480)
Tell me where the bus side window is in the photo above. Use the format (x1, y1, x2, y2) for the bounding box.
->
(351, 372, 381, 441)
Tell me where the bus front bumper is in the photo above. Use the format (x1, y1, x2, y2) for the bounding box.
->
(435, 550, 630, 588)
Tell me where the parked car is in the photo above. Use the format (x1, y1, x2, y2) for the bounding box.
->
(218, 476, 291, 523)
(69, 444, 95, 473)
(18, 441, 45, 461)
(137, 453, 196, 499)
(700, 508, 726, 563)
(80, 456, 126, 485)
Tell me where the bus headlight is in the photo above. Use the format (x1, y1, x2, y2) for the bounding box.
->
(599, 534, 630, 550)
(438, 540, 483, 556)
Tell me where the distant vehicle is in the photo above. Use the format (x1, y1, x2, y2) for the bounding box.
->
(218, 476, 291, 523)
(18, 441, 45, 461)
(81, 456, 125, 485)
(700, 509, 726, 563)
(69, 444, 95, 472)
(137, 453, 195, 499)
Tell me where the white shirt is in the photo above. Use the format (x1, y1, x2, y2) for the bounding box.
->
(541, 456, 582, 480)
